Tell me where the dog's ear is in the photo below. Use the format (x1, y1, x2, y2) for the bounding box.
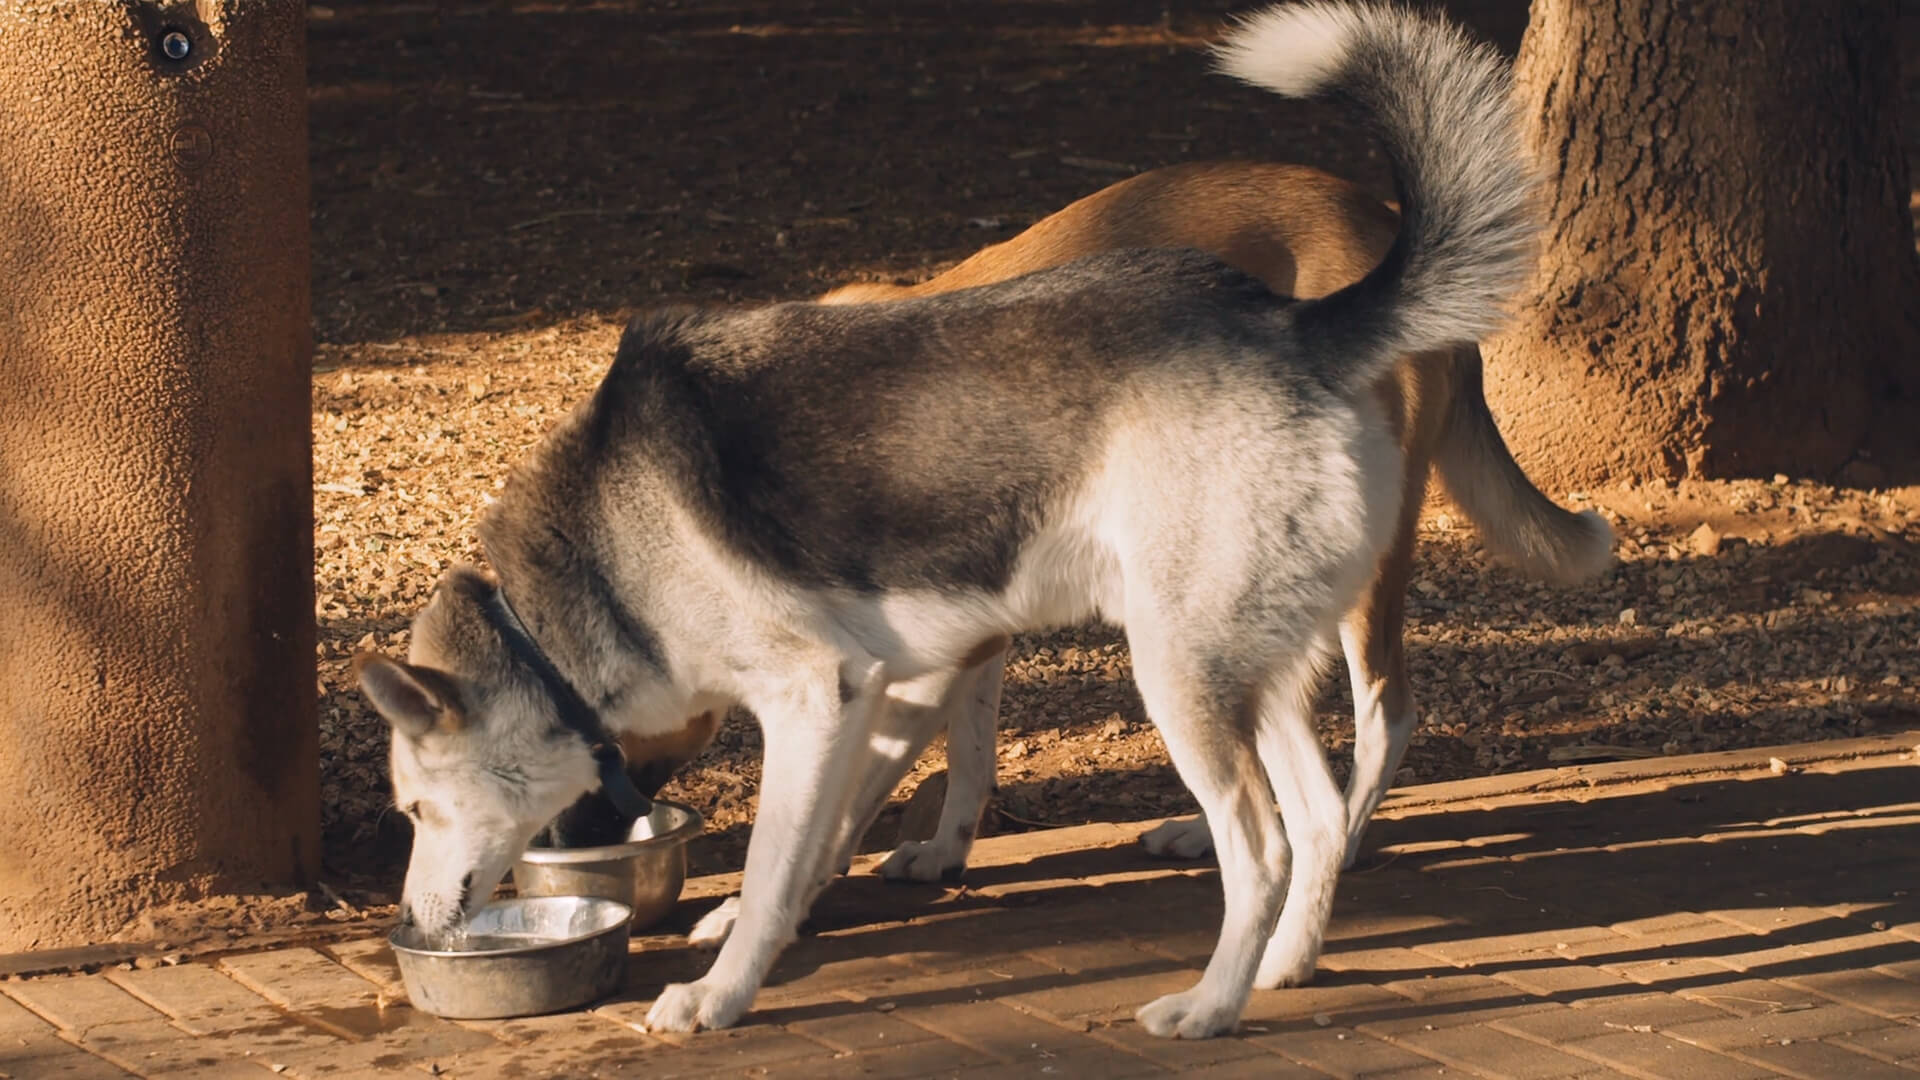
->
(353, 653, 462, 739)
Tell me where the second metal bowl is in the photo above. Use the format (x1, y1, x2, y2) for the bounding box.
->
(513, 798, 703, 930)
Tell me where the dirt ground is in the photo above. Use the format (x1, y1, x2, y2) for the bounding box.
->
(299, 0, 1920, 914)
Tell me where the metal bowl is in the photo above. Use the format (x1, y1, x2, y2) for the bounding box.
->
(514, 799, 703, 930)
(389, 895, 632, 1019)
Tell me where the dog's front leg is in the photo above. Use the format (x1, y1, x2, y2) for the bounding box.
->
(688, 666, 969, 952)
(645, 659, 886, 1033)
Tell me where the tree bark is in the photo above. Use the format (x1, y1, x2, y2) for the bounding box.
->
(0, 1, 316, 950)
(1482, 0, 1920, 491)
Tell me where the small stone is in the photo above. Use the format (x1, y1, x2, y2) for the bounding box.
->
(1769, 757, 1791, 776)
(1313, 1012, 1333, 1027)
(1618, 608, 1639, 626)
(1688, 522, 1722, 557)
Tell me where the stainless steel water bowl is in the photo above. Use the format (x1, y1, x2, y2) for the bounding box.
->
(513, 798, 704, 930)
(388, 895, 632, 1019)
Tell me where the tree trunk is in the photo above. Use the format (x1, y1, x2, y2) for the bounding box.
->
(1482, 0, 1920, 491)
(0, 1, 316, 950)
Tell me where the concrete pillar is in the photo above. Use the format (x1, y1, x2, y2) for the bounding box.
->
(0, 2, 316, 950)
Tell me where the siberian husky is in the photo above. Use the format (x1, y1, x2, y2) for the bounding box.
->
(359, 1, 1550, 1038)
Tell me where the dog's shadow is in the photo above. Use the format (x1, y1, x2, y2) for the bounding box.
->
(614, 762, 1920, 1026)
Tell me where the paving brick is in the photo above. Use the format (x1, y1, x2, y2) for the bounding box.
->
(1250, 1027, 1441, 1079)
(1712, 929, 1918, 976)
(1728, 1038, 1920, 1080)
(1492, 996, 1728, 1045)
(1557, 1031, 1777, 1080)
(204, 1014, 349, 1068)
(1662, 1003, 1894, 1049)
(1238, 980, 1409, 1026)
(1003, 968, 1200, 1025)
(1490, 962, 1641, 1000)
(1, 975, 166, 1032)
(1604, 954, 1743, 989)
(428, 1035, 688, 1080)
(1354, 994, 1560, 1037)
(1319, 947, 1447, 978)
(322, 939, 406, 993)
(1782, 968, 1920, 1018)
(1876, 957, 1920, 984)
(1085, 1021, 1273, 1071)
(1384, 1024, 1594, 1079)
(1379, 971, 1542, 1007)
(68, 1019, 271, 1077)
(781, 1006, 946, 1052)
(1413, 925, 1624, 968)
(1708, 906, 1853, 937)
(944, 1048, 1169, 1079)
(460, 1008, 634, 1049)
(105, 963, 284, 1035)
(726, 1037, 1000, 1079)
(1020, 941, 1183, 978)
(1322, 910, 1459, 945)
(1828, 1024, 1920, 1062)
(757, 946, 919, 1007)
(1564, 919, 1745, 963)
(267, 1006, 498, 1077)
(612, 1027, 840, 1079)
(0, 1036, 137, 1079)
(1610, 913, 1721, 938)
(1156, 1054, 1326, 1078)
(870, 919, 1073, 976)
(218, 949, 381, 1011)
(1358, 1068, 1471, 1080)
(893, 998, 1120, 1062)
(0, 993, 56, 1039)
(1130, 926, 1233, 968)
(1673, 977, 1826, 1018)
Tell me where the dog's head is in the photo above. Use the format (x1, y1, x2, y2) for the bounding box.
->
(354, 567, 601, 939)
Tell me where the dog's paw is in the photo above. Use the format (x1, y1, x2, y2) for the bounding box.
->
(688, 896, 740, 951)
(644, 977, 751, 1034)
(1140, 816, 1215, 860)
(1253, 940, 1319, 990)
(1135, 987, 1239, 1039)
(878, 839, 964, 883)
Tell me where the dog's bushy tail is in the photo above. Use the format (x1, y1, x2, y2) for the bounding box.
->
(1435, 346, 1615, 584)
(1215, 1, 1538, 395)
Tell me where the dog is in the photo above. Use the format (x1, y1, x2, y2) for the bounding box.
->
(358, 0, 1546, 1038)
(612, 59, 1616, 951)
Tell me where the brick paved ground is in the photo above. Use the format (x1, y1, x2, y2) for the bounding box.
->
(5, 733, 1919, 1079)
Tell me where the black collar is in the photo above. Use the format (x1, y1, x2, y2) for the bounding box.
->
(482, 585, 654, 822)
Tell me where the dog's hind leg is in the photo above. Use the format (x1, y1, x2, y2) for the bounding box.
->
(646, 658, 888, 1034)
(1129, 629, 1288, 1040)
(1252, 653, 1351, 989)
(880, 648, 1005, 883)
(1338, 463, 1424, 870)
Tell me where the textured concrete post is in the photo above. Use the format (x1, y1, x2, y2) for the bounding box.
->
(0, 2, 316, 950)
